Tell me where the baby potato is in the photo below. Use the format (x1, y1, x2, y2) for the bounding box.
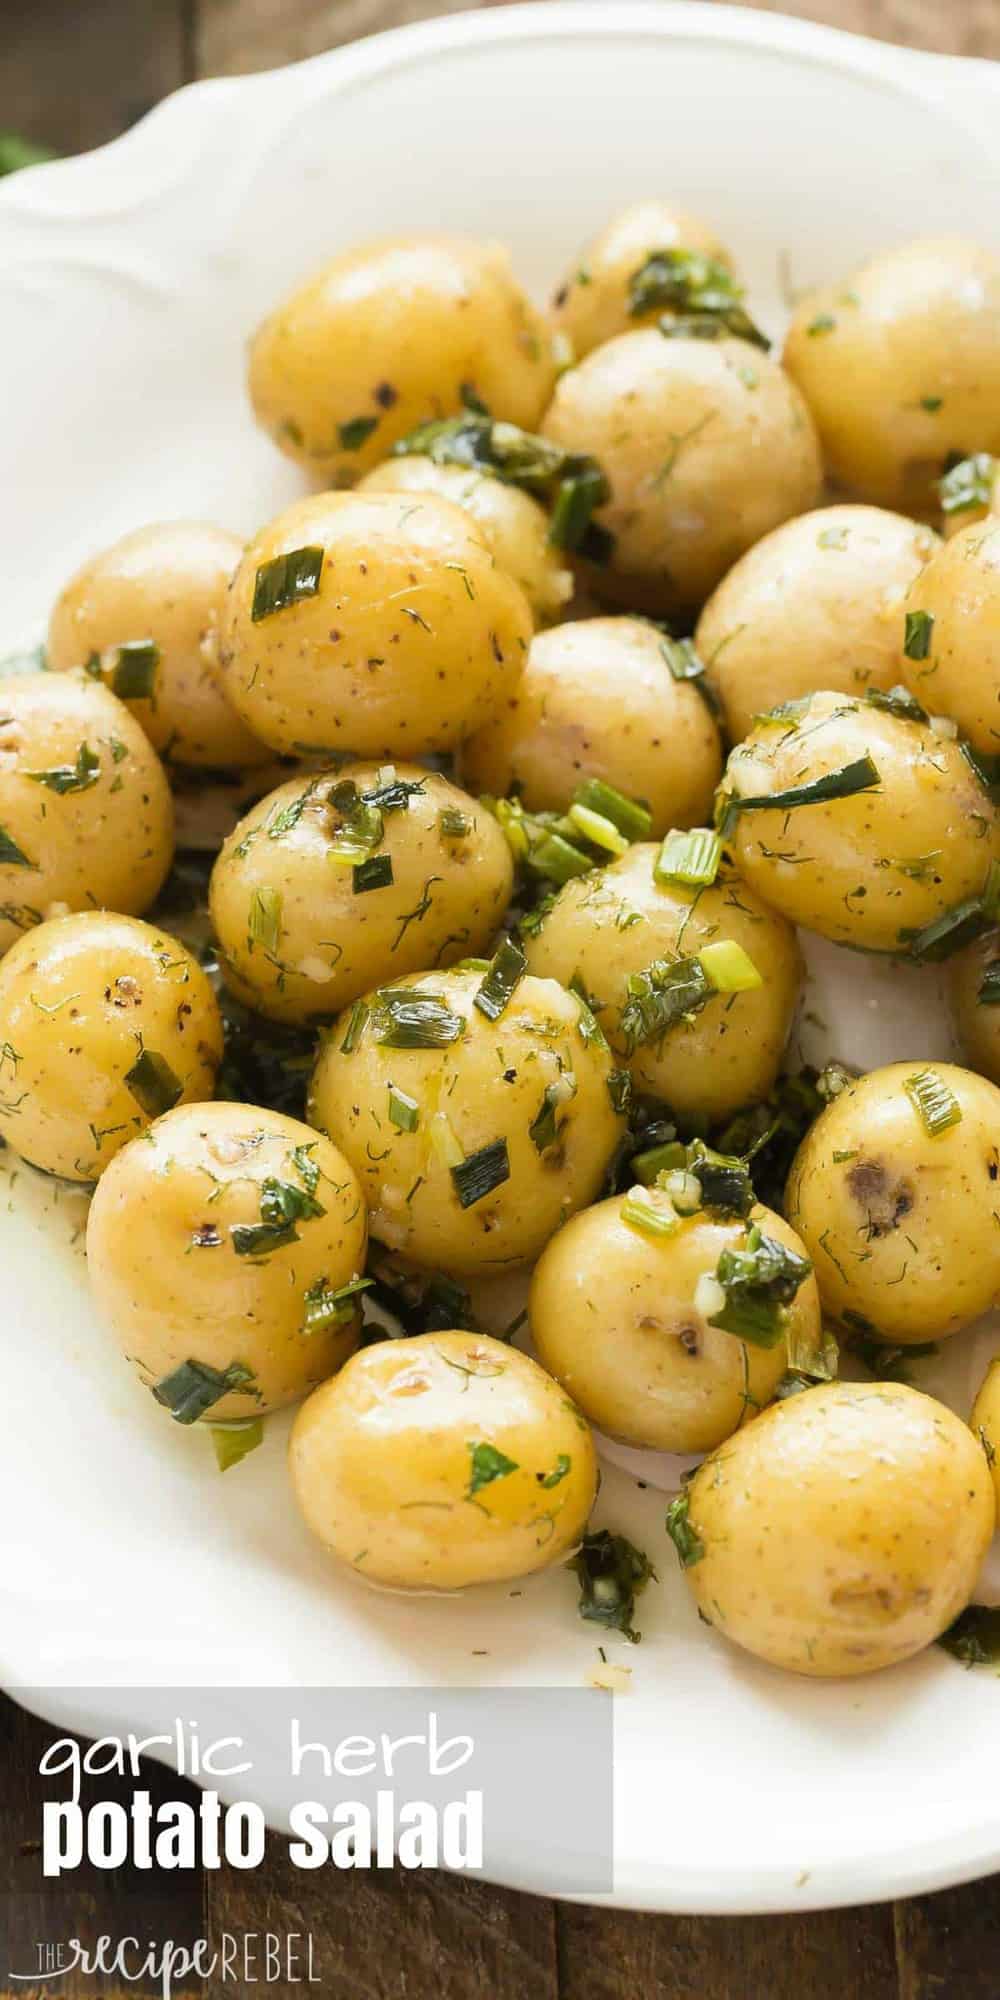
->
(530, 1197, 820, 1453)
(722, 690, 1000, 953)
(0, 912, 222, 1181)
(46, 522, 269, 771)
(680, 1381, 995, 1677)
(523, 844, 802, 1121)
(289, 1330, 597, 1589)
(949, 927, 1000, 1083)
(0, 671, 173, 957)
(970, 1359, 1000, 1510)
(359, 456, 572, 623)
(248, 235, 557, 485)
(308, 967, 624, 1277)
(216, 490, 533, 758)
(550, 199, 735, 359)
(697, 506, 938, 743)
(540, 329, 822, 616)
(784, 237, 1000, 514)
(87, 1102, 367, 1419)
(899, 520, 1000, 753)
(785, 1061, 1000, 1343)
(210, 763, 513, 1027)
(459, 617, 722, 836)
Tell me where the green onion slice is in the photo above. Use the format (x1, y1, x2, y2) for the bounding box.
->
(387, 1085, 420, 1132)
(0, 824, 35, 868)
(865, 685, 928, 723)
(664, 1493, 705, 1569)
(938, 454, 998, 518)
(153, 1358, 257, 1425)
(111, 640, 159, 701)
(620, 1187, 679, 1239)
(371, 990, 465, 1049)
(718, 754, 881, 836)
(209, 1419, 264, 1472)
(474, 937, 527, 1021)
(572, 778, 651, 842)
(904, 1067, 962, 1137)
(654, 827, 722, 888)
(903, 609, 934, 661)
(248, 885, 282, 954)
(699, 939, 762, 993)
(302, 1274, 372, 1333)
(353, 853, 394, 894)
(451, 1138, 510, 1209)
(251, 546, 324, 622)
(125, 1047, 183, 1118)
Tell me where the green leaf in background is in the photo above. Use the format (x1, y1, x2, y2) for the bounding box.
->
(0, 134, 57, 178)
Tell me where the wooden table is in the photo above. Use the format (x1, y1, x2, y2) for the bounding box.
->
(3, 2, 999, 1993)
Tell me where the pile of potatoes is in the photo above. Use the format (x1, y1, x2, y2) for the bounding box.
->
(5, 208, 1000, 1677)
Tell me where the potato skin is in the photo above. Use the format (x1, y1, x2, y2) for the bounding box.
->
(949, 927, 1000, 1083)
(784, 238, 1000, 514)
(697, 506, 938, 744)
(970, 1358, 1000, 1511)
(459, 617, 722, 836)
(308, 968, 625, 1277)
(86, 1102, 367, 1419)
(683, 1382, 995, 1677)
(785, 1061, 1000, 1343)
(540, 329, 821, 616)
(523, 844, 802, 1121)
(248, 235, 556, 484)
(210, 763, 513, 1026)
(550, 199, 734, 359)
(0, 912, 222, 1181)
(46, 522, 269, 771)
(359, 456, 572, 623)
(900, 521, 1000, 753)
(0, 671, 173, 956)
(530, 1199, 819, 1453)
(216, 490, 533, 758)
(724, 690, 1000, 953)
(289, 1330, 597, 1589)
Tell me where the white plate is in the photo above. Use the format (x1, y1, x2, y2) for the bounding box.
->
(3, 0, 1000, 1916)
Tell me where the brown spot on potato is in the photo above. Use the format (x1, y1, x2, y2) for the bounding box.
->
(846, 1158, 914, 1237)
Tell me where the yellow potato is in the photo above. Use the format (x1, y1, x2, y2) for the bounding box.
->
(784, 238, 1000, 513)
(308, 967, 625, 1277)
(540, 328, 821, 615)
(289, 1330, 597, 1589)
(359, 456, 572, 623)
(46, 522, 269, 770)
(697, 506, 938, 743)
(785, 1060, 1000, 1343)
(550, 199, 735, 359)
(459, 617, 722, 835)
(900, 520, 1000, 753)
(523, 843, 802, 1121)
(0, 671, 173, 957)
(530, 1198, 820, 1453)
(216, 490, 533, 757)
(248, 235, 557, 484)
(681, 1382, 995, 1676)
(87, 1102, 367, 1419)
(210, 763, 513, 1026)
(723, 690, 1000, 952)
(0, 912, 222, 1181)
(949, 927, 1000, 1083)
(970, 1358, 1000, 1510)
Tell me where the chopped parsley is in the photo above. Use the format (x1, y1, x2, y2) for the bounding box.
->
(26, 741, 100, 793)
(467, 1440, 519, 1496)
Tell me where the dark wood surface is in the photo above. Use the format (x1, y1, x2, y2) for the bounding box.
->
(3, 2, 999, 1993)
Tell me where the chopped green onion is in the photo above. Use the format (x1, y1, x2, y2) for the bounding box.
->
(903, 609, 934, 661)
(152, 1359, 257, 1425)
(938, 453, 998, 518)
(718, 754, 881, 836)
(0, 824, 35, 869)
(353, 853, 394, 893)
(568, 801, 629, 856)
(978, 963, 1000, 1005)
(338, 415, 379, 451)
(572, 778, 651, 842)
(547, 465, 609, 552)
(467, 1439, 519, 1496)
(474, 937, 527, 1021)
(627, 247, 770, 351)
(529, 830, 594, 884)
(569, 1528, 656, 1643)
(26, 741, 101, 794)
(371, 990, 465, 1049)
(429, 1111, 464, 1167)
(708, 1224, 812, 1348)
(302, 1274, 372, 1334)
(529, 1078, 574, 1154)
(607, 1068, 632, 1115)
(251, 546, 324, 622)
(362, 772, 425, 814)
(387, 1085, 420, 1132)
(248, 885, 282, 955)
(124, 1047, 183, 1118)
(340, 999, 369, 1054)
(904, 1068, 962, 1137)
(698, 939, 762, 993)
(865, 685, 928, 723)
(439, 806, 471, 839)
(902, 861, 1000, 963)
(451, 1138, 510, 1209)
(619, 955, 713, 1053)
(654, 827, 722, 888)
(111, 640, 159, 701)
(209, 1419, 263, 1471)
(664, 1493, 705, 1568)
(620, 1186, 679, 1239)
(570, 976, 610, 1051)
